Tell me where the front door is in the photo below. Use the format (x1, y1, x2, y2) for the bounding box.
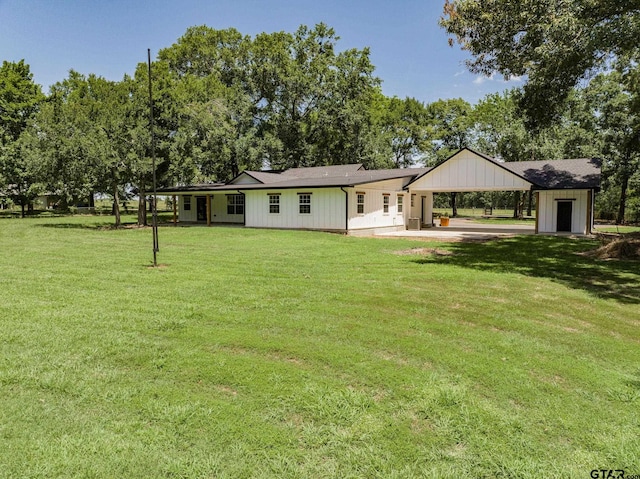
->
(557, 201, 572, 232)
(196, 197, 207, 222)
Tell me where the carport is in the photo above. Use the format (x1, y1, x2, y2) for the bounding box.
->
(404, 148, 600, 236)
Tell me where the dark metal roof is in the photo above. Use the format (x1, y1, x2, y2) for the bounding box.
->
(158, 149, 601, 194)
(503, 158, 602, 190)
(158, 183, 225, 193)
(159, 166, 429, 193)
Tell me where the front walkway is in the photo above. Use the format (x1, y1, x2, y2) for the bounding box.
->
(378, 218, 535, 241)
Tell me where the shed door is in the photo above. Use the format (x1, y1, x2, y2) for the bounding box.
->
(196, 196, 207, 222)
(557, 201, 572, 232)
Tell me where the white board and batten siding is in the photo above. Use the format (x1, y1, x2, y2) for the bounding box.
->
(244, 188, 346, 231)
(411, 150, 532, 192)
(178, 193, 244, 223)
(537, 189, 590, 234)
(347, 178, 408, 232)
(178, 195, 196, 222)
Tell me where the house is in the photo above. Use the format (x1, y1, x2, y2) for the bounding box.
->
(158, 148, 601, 235)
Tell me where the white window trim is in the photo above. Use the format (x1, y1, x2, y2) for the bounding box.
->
(356, 192, 365, 215)
(268, 194, 280, 215)
(298, 193, 311, 215)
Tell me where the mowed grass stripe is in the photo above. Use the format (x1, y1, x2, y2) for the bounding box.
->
(0, 215, 638, 478)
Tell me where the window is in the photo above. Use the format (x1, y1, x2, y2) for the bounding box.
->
(183, 196, 191, 211)
(298, 193, 311, 214)
(383, 194, 390, 214)
(269, 194, 280, 214)
(397, 195, 403, 213)
(357, 193, 365, 214)
(227, 194, 244, 215)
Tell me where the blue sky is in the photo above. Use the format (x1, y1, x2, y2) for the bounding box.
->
(0, 0, 521, 104)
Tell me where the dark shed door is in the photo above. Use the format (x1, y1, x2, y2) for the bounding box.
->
(557, 201, 572, 232)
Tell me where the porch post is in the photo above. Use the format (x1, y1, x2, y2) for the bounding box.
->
(534, 192, 539, 234)
(172, 195, 177, 226)
(206, 195, 211, 226)
(424, 192, 433, 227)
(585, 190, 594, 235)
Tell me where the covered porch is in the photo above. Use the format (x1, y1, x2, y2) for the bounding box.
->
(167, 191, 245, 226)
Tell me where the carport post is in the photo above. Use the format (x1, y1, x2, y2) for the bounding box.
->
(172, 195, 177, 226)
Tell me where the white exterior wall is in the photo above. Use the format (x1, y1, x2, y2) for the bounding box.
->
(537, 189, 590, 234)
(411, 150, 532, 192)
(211, 194, 244, 224)
(178, 195, 197, 222)
(178, 194, 243, 223)
(347, 178, 407, 231)
(243, 188, 346, 231)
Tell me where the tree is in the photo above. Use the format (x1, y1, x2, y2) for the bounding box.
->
(378, 96, 429, 168)
(440, 0, 640, 128)
(160, 23, 387, 173)
(0, 60, 44, 216)
(586, 68, 640, 224)
(252, 24, 385, 169)
(423, 98, 474, 217)
(27, 71, 101, 212)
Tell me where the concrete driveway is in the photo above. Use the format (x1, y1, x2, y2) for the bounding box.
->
(378, 218, 535, 241)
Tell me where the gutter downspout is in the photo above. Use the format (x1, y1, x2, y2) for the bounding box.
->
(340, 187, 349, 234)
(238, 190, 246, 226)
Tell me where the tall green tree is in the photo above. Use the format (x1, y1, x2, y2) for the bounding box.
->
(27, 71, 101, 211)
(424, 98, 474, 216)
(0, 60, 44, 216)
(424, 97, 474, 165)
(586, 68, 640, 224)
(440, 0, 640, 128)
(378, 96, 429, 168)
(122, 60, 179, 225)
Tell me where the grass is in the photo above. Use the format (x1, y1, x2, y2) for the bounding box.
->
(433, 208, 536, 225)
(594, 224, 640, 234)
(1, 215, 639, 478)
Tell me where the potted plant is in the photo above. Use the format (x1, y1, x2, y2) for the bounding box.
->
(440, 212, 450, 227)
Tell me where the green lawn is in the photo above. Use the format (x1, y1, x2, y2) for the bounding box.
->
(1, 216, 638, 478)
(594, 224, 640, 234)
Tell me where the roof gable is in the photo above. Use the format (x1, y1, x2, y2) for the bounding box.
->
(408, 148, 533, 191)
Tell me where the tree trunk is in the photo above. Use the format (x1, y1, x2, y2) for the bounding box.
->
(20, 202, 26, 218)
(616, 170, 629, 225)
(138, 183, 147, 226)
(450, 192, 457, 217)
(89, 191, 95, 208)
(526, 190, 533, 217)
(113, 185, 121, 228)
(513, 191, 521, 219)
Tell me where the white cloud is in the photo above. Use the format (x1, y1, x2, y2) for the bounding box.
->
(473, 73, 495, 84)
(454, 70, 465, 77)
(473, 73, 524, 85)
